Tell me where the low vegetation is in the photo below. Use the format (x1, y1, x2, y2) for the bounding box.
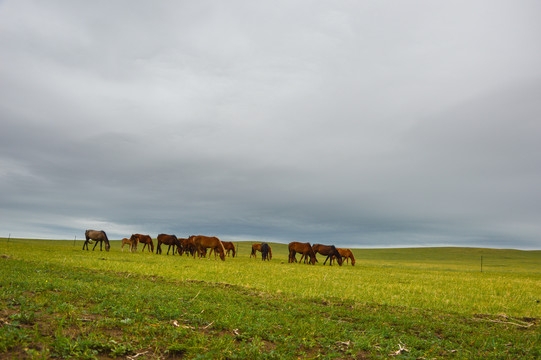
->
(1, 238, 539, 359)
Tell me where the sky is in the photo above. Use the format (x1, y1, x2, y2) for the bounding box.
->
(1, 1, 540, 249)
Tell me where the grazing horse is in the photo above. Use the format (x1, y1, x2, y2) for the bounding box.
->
(336, 248, 356, 266)
(250, 243, 262, 258)
(313, 244, 343, 266)
(83, 230, 110, 252)
(156, 234, 181, 255)
(288, 242, 316, 265)
(222, 241, 236, 257)
(130, 234, 154, 253)
(121, 237, 136, 252)
(177, 237, 193, 256)
(192, 235, 226, 261)
(260, 243, 272, 261)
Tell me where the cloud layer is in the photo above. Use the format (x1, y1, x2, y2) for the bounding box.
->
(1, 1, 541, 249)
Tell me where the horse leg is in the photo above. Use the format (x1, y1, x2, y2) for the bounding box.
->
(324, 254, 333, 266)
(92, 240, 99, 251)
(289, 249, 296, 263)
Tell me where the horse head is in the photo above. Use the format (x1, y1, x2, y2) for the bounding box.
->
(218, 238, 226, 261)
(332, 246, 343, 266)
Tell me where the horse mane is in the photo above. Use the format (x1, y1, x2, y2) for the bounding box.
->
(218, 237, 226, 254)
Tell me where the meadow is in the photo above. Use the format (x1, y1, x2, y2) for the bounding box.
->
(0, 238, 539, 359)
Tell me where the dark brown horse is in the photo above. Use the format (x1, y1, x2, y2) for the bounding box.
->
(336, 248, 356, 266)
(177, 237, 193, 256)
(260, 243, 272, 261)
(192, 235, 226, 261)
(288, 242, 316, 265)
(130, 234, 154, 252)
(222, 241, 236, 257)
(156, 234, 181, 255)
(313, 244, 343, 266)
(250, 243, 262, 258)
(83, 230, 110, 251)
(121, 237, 136, 252)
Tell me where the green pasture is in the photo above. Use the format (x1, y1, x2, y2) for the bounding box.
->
(0, 238, 539, 359)
(2, 239, 538, 317)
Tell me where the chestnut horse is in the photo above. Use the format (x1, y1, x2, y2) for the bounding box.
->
(336, 248, 356, 266)
(288, 242, 316, 265)
(250, 243, 262, 258)
(156, 234, 181, 255)
(177, 237, 194, 256)
(83, 230, 110, 252)
(261, 243, 272, 261)
(130, 234, 154, 252)
(192, 235, 226, 261)
(313, 244, 343, 266)
(121, 237, 136, 252)
(222, 241, 236, 257)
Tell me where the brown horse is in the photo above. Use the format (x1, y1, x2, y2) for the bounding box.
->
(156, 234, 181, 255)
(336, 248, 356, 266)
(250, 243, 262, 258)
(192, 235, 226, 261)
(83, 230, 110, 251)
(177, 237, 193, 256)
(130, 234, 153, 252)
(261, 243, 272, 261)
(313, 244, 343, 266)
(288, 242, 316, 265)
(121, 237, 136, 252)
(222, 241, 236, 257)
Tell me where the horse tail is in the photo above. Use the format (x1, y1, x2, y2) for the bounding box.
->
(349, 250, 356, 266)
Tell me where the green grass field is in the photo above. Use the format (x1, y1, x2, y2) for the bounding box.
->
(1, 238, 539, 359)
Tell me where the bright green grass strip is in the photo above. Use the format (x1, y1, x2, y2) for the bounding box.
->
(1, 256, 539, 359)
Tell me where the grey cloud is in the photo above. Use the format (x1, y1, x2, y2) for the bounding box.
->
(1, 1, 540, 249)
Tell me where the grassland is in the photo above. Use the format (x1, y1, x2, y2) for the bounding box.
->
(0, 238, 539, 359)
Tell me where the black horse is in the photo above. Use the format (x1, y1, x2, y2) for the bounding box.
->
(261, 243, 272, 261)
(83, 230, 110, 252)
(322, 245, 343, 266)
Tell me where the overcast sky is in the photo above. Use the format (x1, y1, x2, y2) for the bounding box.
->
(1, 1, 540, 249)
